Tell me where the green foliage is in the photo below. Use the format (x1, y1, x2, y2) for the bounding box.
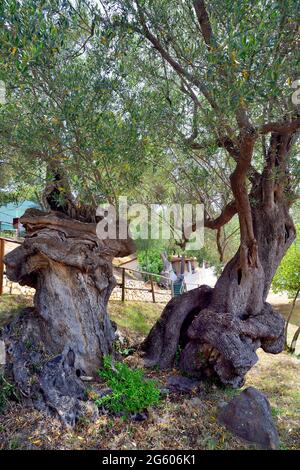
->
(0, 0, 299, 271)
(137, 249, 164, 276)
(95, 356, 160, 415)
(113, 337, 135, 357)
(0, 294, 32, 328)
(273, 230, 300, 298)
(0, 374, 18, 412)
(0, 0, 156, 207)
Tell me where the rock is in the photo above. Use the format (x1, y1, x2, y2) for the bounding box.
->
(217, 400, 228, 410)
(217, 386, 279, 449)
(0, 340, 6, 372)
(159, 387, 170, 396)
(97, 387, 113, 398)
(189, 397, 203, 407)
(80, 375, 94, 382)
(78, 400, 99, 422)
(166, 375, 201, 393)
(131, 411, 148, 422)
(115, 329, 125, 345)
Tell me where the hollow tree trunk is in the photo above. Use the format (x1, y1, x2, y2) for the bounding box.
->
(142, 192, 296, 388)
(2, 208, 134, 425)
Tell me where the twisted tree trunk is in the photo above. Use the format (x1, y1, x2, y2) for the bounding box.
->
(142, 195, 295, 387)
(142, 131, 297, 388)
(2, 208, 134, 425)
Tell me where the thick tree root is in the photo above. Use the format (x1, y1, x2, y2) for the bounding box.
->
(141, 287, 285, 388)
(1, 309, 88, 427)
(180, 301, 284, 387)
(141, 285, 213, 368)
(2, 208, 134, 426)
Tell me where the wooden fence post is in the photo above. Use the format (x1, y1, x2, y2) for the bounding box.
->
(0, 238, 4, 296)
(121, 267, 125, 302)
(150, 275, 156, 303)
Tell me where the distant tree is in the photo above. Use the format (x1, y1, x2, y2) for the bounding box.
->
(273, 230, 300, 351)
(138, 249, 164, 277)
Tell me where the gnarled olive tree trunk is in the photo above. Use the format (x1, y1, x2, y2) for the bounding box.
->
(2, 208, 134, 425)
(142, 131, 297, 388)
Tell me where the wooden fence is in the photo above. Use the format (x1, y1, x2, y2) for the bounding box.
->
(0, 238, 4, 296)
(0, 237, 173, 302)
(0, 237, 23, 296)
(114, 266, 171, 303)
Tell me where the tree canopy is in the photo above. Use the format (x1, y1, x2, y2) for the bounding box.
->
(0, 0, 299, 252)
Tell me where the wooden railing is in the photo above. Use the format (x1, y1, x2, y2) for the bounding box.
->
(0, 236, 203, 302)
(113, 266, 171, 303)
(0, 237, 173, 302)
(0, 238, 3, 296)
(0, 237, 23, 295)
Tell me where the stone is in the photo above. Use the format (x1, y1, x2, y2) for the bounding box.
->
(80, 375, 94, 382)
(189, 397, 203, 407)
(78, 400, 99, 422)
(115, 329, 125, 345)
(0, 340, 6, 366)
(217, 386, 280, 449)
(97, 387, 113, 398)
(159, 387, 170, 396)
(217, 400, 228, 410)
(131, 411, 148, 422)
(166, 375, 201, 393)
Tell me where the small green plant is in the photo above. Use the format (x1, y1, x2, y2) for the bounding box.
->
(8, 436, 22, 450)
(204, 437, 218, 450)
(223, 386, 240, 398)
(271, 405, 285, 417)
(175, 345, 182, 365)
(94, 356, 161, 416)
(0, 374, 18, 412)
(113, 337, 135, 357)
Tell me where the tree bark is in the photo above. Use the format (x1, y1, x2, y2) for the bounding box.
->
(134, 0, 299, 388)
(290, 324, 300, 354)
(141, 178, 296, 388)
(2, 208, 134, 425)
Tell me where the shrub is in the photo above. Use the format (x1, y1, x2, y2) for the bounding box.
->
(272, 234, 300, 299)
(0, 374, 17, 413)
(95, 356, 160, 415)
(137, 249, 163, 278)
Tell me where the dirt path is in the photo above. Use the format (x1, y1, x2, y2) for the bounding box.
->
(268, 292, 300, 327)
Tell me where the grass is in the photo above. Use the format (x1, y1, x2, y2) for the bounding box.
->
(108, 301, 163, 337)
(0, 294, 299, 450)
(246, 349, 300, 449)
(0, 374, 18, 413)
(0, 294, 32, 328)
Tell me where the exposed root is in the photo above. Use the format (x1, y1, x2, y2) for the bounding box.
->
(1, 309, 88, 427)
(141, 288, 285, 388)
(140, 285, 213, 369)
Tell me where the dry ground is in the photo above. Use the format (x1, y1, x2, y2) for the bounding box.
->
(0, 295, 299, 450)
